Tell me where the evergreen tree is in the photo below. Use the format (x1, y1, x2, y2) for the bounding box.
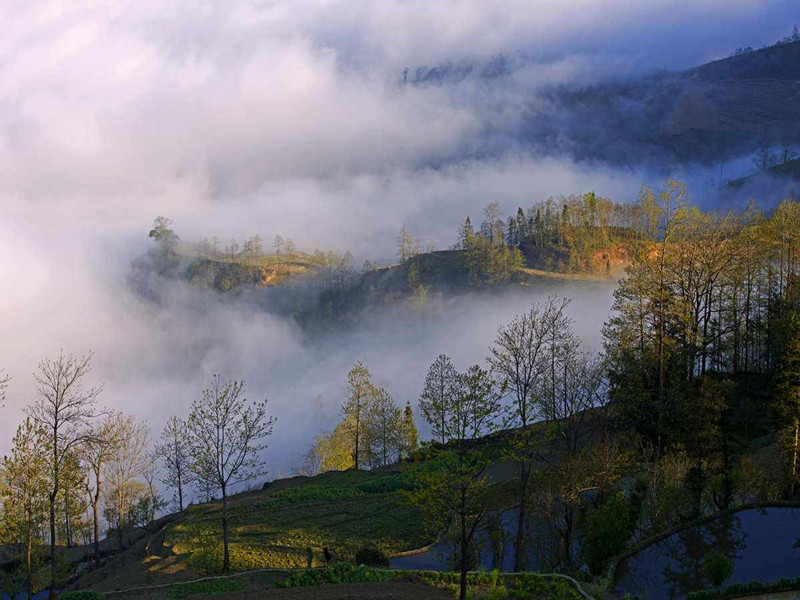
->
(341, 362, 375, 469)
(456, 217, 475, 249)
(506, 216, 517, 248)
(516, 207, 527, 244)
(401, 402, 419, 458)
(3, 419, 49, 600)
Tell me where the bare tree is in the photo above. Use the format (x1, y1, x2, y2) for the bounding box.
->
(481, 203, 503, 244)
(366, 387, 402, 468)
(81, 413, 120, 564)
(188, 375, 275, 572)
(104, 413, 150, 549)
(753, 139, 776, 172)
(26, 351, 102, 598)
(488, 296, 570, 571)
(0, 369, 9, 407)
(419, 354, 460, 445)
(411, 363, 501, 600)
(156, 416, 195, 511)
(132, 451, 166, 531)
(396, 226, 421, 263)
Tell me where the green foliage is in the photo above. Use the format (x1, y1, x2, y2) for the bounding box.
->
(167, 578, 246, 599)
(187, 541, 310, 575)
(168, 469, 427, 574)
(510, 573, 583, 600)
(310, 420, 356, 473)
(148, 216, 179, 252)
(467, 569, 507, 600)
(59, 592, 105, 600)
(276, 562, 397, 588)
(464, 235, 525, 286)
(401, 402, 419, 458)
(356, 472, 417, 494)
(186, 542, 225, 575)
(581, 492, 635, 572)
(254, 484, 365, 509)
(704, 550, 734, 589)
(275, 565, 581, 600)
(776, 323, 800, 493)
(354, 546, 389, 567)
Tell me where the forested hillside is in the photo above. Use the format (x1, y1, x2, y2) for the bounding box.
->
(135, 191, 651, 314)
(4, 182, 800, 600)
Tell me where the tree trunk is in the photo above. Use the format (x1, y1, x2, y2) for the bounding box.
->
(49, 424, 58, 600)
(118, 491, 125, 550)
(65, 493, 72, 548)
(92, 481, 101, 564)
(26, 514, 33, 600)
(562, 504, 574, 566)
(222, 483, 230, 572)
(354, 408, 360, 470)
(792, 418, 799, 497)
(514, 461, 529, 571)
(459, 489, 468, 600)
(49, 490, 56, 600)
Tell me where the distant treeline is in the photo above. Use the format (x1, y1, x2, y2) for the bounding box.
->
(731, 24, 800, 57)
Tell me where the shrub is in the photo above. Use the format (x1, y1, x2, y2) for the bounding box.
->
(581, 492, 635, 573)
(254, 485, 364, 510)
(510, 574, 582, 600)
(276, 562, 397, 588)
(357, 473, 416, 494)
(187, 543, 225, 575)
(704, 550, 734, 589)
(59, 592, 105, 600)
(354, 546, 389, 567)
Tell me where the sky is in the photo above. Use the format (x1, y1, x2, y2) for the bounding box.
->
(0, 0, 797, 488)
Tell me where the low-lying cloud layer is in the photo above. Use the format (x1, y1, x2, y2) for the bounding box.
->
(0, 0, 795, 483)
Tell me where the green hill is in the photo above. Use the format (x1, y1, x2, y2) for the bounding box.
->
(177, 248, 324, 292)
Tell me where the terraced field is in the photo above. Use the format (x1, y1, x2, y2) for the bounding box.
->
(162, 470, 428, 574)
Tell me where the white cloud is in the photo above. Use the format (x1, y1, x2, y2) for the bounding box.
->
(0, 0, 794, 480)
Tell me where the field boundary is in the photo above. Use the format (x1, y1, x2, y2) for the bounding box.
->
(99, 565, 596, 599)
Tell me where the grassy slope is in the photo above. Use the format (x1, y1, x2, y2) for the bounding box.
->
(164, 469, 428, 573)
(361, 246, 623, 293)
(177, 247, 323, 289)
(68, 469, 427, 592)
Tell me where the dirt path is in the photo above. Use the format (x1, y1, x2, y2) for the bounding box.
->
(184, 581, 453, 600)
(104, 579, 453, 600)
